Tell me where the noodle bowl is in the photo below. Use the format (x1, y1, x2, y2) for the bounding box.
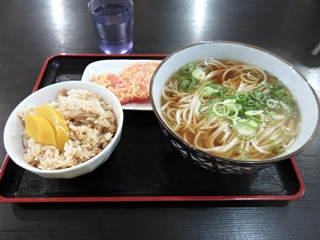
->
(161, 59, 301, 161)
(150, 41, 320, 174)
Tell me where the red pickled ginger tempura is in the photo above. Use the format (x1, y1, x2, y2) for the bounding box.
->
(90, 61, 160, 104)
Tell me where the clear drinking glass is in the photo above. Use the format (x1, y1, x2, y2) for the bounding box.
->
(88, 0, 134, 54)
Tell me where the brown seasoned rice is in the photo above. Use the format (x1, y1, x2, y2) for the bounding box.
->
(19, 88, 117, 170)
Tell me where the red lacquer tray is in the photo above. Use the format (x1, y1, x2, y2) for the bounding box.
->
(0, 54, 304, 203)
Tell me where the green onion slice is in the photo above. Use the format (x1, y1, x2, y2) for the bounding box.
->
(200, 86, 214, 97)
(226, 103, 239, 117)
(269, 140, 281, 156)
(176, 77, 198, 92)
(281, 128, 293, 139)
(251, 90, 267, 102)
(234, 123, 257, 141)
(198, 105, 209, 115)
(266, 99, 277, 109)
(221, 86, 236, 99)
(212, 102, 229, 117)
(236, 91, 248, 102)
(224, 147, 249, 160)
(245, 110, 263, 116)
(181, 63, 196, 75)
(192, 69, 206, 80)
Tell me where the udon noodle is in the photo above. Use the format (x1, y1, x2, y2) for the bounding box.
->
(160, 59, 301, 160)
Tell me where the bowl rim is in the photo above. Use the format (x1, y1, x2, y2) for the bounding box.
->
(3, 81, 124, 175)
(150, 40, 320, 164)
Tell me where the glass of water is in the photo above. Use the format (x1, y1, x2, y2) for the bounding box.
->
(88, 0, 134, 54)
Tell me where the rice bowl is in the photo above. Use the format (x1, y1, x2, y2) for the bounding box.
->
(4, 81, 124, 178)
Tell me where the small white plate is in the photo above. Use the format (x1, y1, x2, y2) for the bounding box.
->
(81, 59, 161, 111)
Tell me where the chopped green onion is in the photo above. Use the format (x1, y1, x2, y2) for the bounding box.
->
(200, 86, 214, 97)
(221, 86, 236, 99)
(196, 64, 210, 73)
(237, 118, 249, 124)
(266, 99, 277, 109)
(181, 63, 196, 75)
(212, 102, 229, 117)
(198, 105, 208, 114)
(236, 91, 248, 102)
(201, 83, 221, 95)
(224, 147, 249, 160)
(251, 90, 267, 102)
(248, 115, 263, 124)
(226, 103, 239, 117)
(223, 99, 236, 104)
(274, 89, 291, 102)
(211, 84, 222, 93)
(235, 103, 242, 111)
(191, 70, 300, 143)
(234, 123, 257, 141)
(269, 140, 281, 156)
(281, 128, 293, 139)
(245, 110, 263, 116)
(175, 76, 198, 92)
(192, 69, 206, 80)
(246, 99, 255, 107)
(249, 119, 259, 128)
(258, 81, 272, 90)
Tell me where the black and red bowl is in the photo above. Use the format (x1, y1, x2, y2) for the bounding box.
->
(150, 41, 320, 174)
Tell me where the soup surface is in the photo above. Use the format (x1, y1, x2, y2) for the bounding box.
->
(160, 59, 301, 160)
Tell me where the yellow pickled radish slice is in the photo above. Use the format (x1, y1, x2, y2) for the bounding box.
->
(24, 114, 56, 146)
(35, 104, 69, 151)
